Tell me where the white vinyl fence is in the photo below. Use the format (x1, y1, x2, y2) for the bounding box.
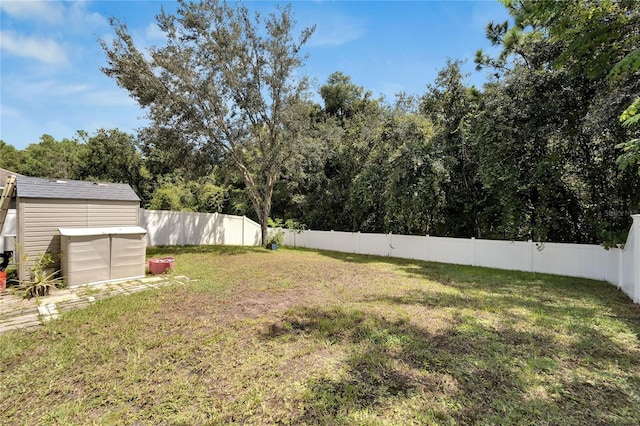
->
(284, 214, 640, 304)
(140, 209, 261, 247)
(4, 207, 639, 302)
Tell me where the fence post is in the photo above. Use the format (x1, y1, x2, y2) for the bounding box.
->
(425, 235, 430, 262)
(242, 215, 246, 246)
(617, 244, 624, 290)
(633, 214, 640, 303)
(331, 230, 334, 252)
(528, 239, 534, 273)
(471, 237, 476, 267)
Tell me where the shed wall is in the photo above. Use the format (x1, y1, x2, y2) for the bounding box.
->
(18, 198, 139, 280)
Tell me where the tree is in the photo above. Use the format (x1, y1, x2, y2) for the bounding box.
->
(101, 0, 315, 245)
(19, 135, 84, 179)
(474, 0, 640, 242)
(76, 129, 151, 200)
(0, 141, 22, 172)
(420, 60, 491, 238)
(480, 0, 640, 173)
(351, 109, 446, 235)
(319, 71, 375, 122)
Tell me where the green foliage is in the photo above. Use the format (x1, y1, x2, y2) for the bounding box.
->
(609, 49, 640, 81)
(319, 72, 377, 122)
(267, 217, 306, 246)
(149, 181, 185, 211)
(148, 175, 227, 213)
(267, 228, 284, 246)
(490, 0, 640, 178)
(18, 135, 85, 179)
(18, 252, 63, 298)
(0, 140, 22, 171)
(621, 98, 640, 126)
(420, 60, 489, 237)
(76, 129, 151, 200)
(616, 138, 640, 174)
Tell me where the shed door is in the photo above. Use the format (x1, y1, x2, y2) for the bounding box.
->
(110, 234, 146, 281)
(63, 235, 110, 286)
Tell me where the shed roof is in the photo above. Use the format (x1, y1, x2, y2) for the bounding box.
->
(16, 176, 140, 202)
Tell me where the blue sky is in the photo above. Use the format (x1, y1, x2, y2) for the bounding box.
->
(0, 0, 510, 150)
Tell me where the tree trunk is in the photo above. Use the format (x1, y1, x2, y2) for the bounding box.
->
(261, 210, 269, 247)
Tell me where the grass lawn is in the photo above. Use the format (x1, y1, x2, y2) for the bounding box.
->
(1, 246, 639, 425)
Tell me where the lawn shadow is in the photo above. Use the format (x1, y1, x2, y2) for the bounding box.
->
(314, 248, 640, 319)
(263, 305, 640, 424)
(147, 245, 268, 257)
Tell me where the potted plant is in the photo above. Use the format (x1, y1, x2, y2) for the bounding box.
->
(267, 227, 284, 250)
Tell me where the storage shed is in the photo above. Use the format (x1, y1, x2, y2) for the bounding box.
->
(59, 226, 147, 287)
(15, 176, 142, 283)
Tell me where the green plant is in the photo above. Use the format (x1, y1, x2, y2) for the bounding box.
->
(267, 228, 285, 246)
(267, 218, 307, 247)
(18, 252, 63, 298)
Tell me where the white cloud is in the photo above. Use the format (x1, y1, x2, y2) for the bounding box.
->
(77, 89, 137, 107)
(2, 74, 92, 99)
(308, 15, 365, 47)
(0, 31, 68, 65)
(0, 104, 22, 118)
(0, 0, 107, 31)
(145, 23, 165, 42)
(68, 1, 107, 31)
(0, 1, 64, 24)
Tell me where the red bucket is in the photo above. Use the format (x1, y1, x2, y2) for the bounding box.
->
(0, 271, 6, 292)
(148, 257, 175, 275)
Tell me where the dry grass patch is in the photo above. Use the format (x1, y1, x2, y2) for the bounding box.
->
(1, 246, 639, 424)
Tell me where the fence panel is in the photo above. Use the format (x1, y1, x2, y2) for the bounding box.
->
(390, 234, 427, 261)
(332, 231, 359, 253)
(140, 210, 261, 247)
(428, 237, 474, 266)
(305, 230, 334, 251)
(532, 242, 606, 280)
(604, 248, 620, 288)
(475, 239, 531, 271)
(358, 233, 391, 257)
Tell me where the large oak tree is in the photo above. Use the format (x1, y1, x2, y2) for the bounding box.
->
(101, 0, 314, 245)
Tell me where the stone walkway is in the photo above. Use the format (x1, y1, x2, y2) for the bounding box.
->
(0, 275, 191, 335)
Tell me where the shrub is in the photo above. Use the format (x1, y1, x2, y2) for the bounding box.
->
(19, 252, 63, 298)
